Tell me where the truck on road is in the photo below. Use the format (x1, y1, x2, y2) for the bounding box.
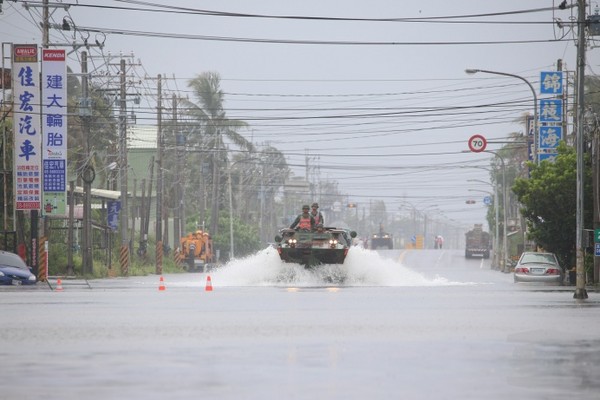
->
(465, 224, 491, 259)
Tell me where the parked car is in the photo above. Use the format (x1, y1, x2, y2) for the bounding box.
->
(513, 251, 563, 284)
(0, 250, 37, 285)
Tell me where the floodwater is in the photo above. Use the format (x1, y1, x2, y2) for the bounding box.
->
(1, 248, 599, 400)
(210, 246, 461, 287)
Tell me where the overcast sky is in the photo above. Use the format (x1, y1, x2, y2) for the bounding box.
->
(2, 0, 599, 231)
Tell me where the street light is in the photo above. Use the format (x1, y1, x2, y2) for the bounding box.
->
(413, 203, 439, 248)
(463, 149, 509, 270)
(423, 208, 443, 249)
(397, 201, 438, 248)
(484, 150, 509, 272)
(465, 69, 538, 165)
(468, 182, 500, 269)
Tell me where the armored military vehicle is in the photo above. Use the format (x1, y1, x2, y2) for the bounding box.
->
(274, 227, 357, 268)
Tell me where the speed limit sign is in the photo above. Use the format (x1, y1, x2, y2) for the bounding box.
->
(468, 134, 487, 153)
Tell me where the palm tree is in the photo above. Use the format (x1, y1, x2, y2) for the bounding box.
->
(181, 72, 254, 237)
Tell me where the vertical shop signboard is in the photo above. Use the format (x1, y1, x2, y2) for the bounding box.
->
(41, 49, 67, 215)
(12, 44, 41, 211)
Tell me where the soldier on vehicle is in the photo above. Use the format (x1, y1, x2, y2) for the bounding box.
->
(316, 223, 325, 233)
(310, 202, 324, 226)
(290, 205, 316, 231)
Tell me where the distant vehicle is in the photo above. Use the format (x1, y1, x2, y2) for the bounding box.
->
(274, 226, 357, 269)
(179, 230, 214, 272)
(0, 250, 37, 285)
(514, 252, 563, 284)
(371, 232, 393, 250)
(465, 224, 491, 258)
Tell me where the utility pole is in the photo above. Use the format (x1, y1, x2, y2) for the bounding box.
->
(25, 0, 52, 279)
(173, 94, 182, 247)
(144, 158, 153, 256)
(180, 136, 186, 242)
(594, 112, 599, 283)
(155, 74, 163, 274)
(42, 0, 49, 48)
(574, 0, 588, 299)
(81, 51, 93, 275)
(210, 130, 221, 237)
(589, 7, 600, 284)
(119, 58, 129, 275)
(67, 181, 75, 274)
(260, 163, 265, 245)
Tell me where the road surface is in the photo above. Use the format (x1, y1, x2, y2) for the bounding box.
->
(1, 247, 599, 400)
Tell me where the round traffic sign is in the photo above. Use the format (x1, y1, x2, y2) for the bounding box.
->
(468, 134, 487, 153)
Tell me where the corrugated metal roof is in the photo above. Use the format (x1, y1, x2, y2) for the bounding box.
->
(72, 186, 122, 200)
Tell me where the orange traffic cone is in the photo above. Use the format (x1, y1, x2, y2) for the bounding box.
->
(158, 276, 166, 291)
(55, 278, 63, 292)
(205, 275, 213, 292)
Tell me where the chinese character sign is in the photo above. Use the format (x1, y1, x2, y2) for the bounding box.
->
(526, 115, 535, 163)
(539, 99, 563, 123)
(539, 126, 562, 150)
(12, 45, 41, 211)
(107, 200, 121, 231)
(41, 49, 67, 215)
(540, 71, 563, 95)
(539, 153, 558, 163)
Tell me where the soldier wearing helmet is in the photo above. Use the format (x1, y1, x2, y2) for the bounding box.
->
(310, 202, 324, 226)
(290, 204, 316, 231)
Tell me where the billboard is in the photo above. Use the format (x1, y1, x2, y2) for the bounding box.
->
(12, 44, 41, 211)
(41, 49, 67, 216)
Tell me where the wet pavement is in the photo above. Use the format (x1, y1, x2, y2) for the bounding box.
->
(1, 248, 599, 399)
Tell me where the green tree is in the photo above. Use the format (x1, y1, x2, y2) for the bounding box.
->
(213, 210, 261, 261)
(229, 146, 289, 242)
(66, 67, 117, 188)
(0, 106, 15, 232)
(512, 142, 593, 268)
(186, 209, 261, 261)
(181, 72, 254, 237)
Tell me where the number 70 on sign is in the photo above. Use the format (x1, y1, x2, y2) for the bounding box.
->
(468, 134, 487, 153)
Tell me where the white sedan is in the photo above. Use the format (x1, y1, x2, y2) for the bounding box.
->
(513, 251, 563, 284)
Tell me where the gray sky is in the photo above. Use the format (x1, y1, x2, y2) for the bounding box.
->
(2, 0, 598, 230)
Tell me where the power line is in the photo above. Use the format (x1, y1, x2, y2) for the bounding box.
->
(71, 24, 571, 46)
(72, 1, 567, 24)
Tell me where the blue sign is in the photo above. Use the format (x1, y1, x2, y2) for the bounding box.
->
(539, 126, 562, 150)
(540, 71, 563, 95)
(538, 153, 558, 163)
(483, 196, 492, 206)
(107, 200, 120, 231)
(595, 243, 600, 257)
(539, 99, 563, 123)
(43, 159, 66, 191)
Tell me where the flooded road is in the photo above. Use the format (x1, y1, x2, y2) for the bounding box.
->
(2, 248, 599, 399)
